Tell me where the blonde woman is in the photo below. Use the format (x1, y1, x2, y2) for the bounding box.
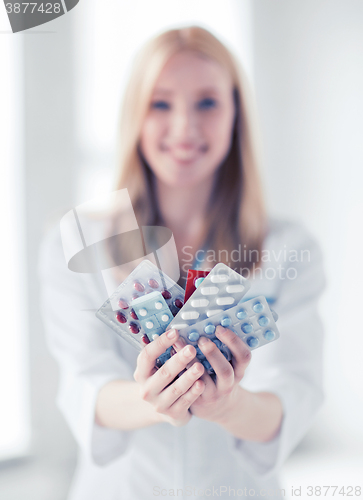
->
(40, 27, 325, 500)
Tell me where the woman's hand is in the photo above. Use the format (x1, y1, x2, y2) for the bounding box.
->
(187, 325, 252, 424)
(174, 326, 283, 441)
(133, 328, 205, 427)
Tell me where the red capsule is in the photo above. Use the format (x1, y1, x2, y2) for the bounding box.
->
(132, 293, 141, 300)
(129, 322, 140, 334)
(148, 278, 159, 289)
(141, 334, 150, 345)
(118, 298, 129, 310)
(130, 308, 138, 320)
(174, 298, 183, 309)
(162, 290, 172, 300)
(133, 281, 145, 292)
(116, 311, 127, 323)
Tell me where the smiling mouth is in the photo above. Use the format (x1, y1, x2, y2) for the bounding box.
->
(171, 154, 200, 164)
(167, 145, 208, 164)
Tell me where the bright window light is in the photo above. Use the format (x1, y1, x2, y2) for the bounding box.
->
(0, 30, 31, 459)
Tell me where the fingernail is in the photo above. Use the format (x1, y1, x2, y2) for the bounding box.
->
(166, 329, 177, 339)
(199, 336, 209, 346)
(183, 345, 194, 357)
(173, 339, 185, 350)
(216, 325, 227, 334)
(193, 363, 202, 374)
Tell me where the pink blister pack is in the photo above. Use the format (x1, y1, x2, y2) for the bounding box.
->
(96, 260, 184, 351)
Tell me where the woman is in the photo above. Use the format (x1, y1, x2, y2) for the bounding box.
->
(40, 27, 325, 500)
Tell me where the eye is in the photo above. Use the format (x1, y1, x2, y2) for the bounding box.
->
(151, 100, 170, 110)
(197, 97, 217, 110)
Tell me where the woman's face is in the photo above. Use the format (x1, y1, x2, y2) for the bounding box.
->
(139, 50, 236, 188)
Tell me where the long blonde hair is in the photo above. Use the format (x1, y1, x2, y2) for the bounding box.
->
(115, 26, 266, 274)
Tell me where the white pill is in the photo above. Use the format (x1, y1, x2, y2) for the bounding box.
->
(152, 333, 159, 340)
(145, 321, 154, 329)
(139, 308, 147, 317)
(211, 274, 229, 283)
(226, 284, 244, 293)
(172, 323, 189, 330)
(155, 301, 163, 310)
(161, 314, 169, 322)
(191, 299, 209, 307)
(181, 311, 200, 320)
(201, 286, 219, 295)
(216, 297, 234, 306)
(206, 309, 223, 317)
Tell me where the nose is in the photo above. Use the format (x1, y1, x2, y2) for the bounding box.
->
(170, 102, 198, 144)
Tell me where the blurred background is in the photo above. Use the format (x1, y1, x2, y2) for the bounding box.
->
(1, 0, 362, 498)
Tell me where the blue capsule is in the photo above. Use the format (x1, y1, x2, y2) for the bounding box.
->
(188, 330, 200, 342)
(204, 323, 216, 335)
(246, 336, 259, 348)
(253, 302, 264, 313)
(236, 308, 247, 320)
(258, 316, 269, 327)
(241, 322, 253, 334)
(195, 277, 205, 288)
(263, 329, 275, 341)
(220, 316, 232, 328)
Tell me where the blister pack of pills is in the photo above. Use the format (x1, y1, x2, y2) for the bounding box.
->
(96, 260, 184, 351)
(177, 296, 280, 373)
(96, 260, 280, 375)
(184, 269, 210, 302)
(169, 263, 251, 331)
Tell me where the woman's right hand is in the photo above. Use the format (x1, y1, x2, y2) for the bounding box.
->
(133, 329, 205, 427)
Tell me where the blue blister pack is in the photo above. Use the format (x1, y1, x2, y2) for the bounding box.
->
(178, 295, 280, 373)
(96, 260, 184, 351)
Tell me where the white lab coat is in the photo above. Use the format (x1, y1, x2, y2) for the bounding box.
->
(39, 218, 325, 500)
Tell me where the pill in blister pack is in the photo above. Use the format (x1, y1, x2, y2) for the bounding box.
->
(96, 260, 184, 351)
(132, 291, 174, 341)
(184, 269, 210, 302)
(169, 263, 251, 331)
(178, 296, 280, 373)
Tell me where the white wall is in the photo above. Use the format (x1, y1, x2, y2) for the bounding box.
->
(0, 19, 30, 462)
(253, 0, 363, 487)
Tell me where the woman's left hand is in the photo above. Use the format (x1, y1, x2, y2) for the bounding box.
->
(175, 325, 252, 424)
